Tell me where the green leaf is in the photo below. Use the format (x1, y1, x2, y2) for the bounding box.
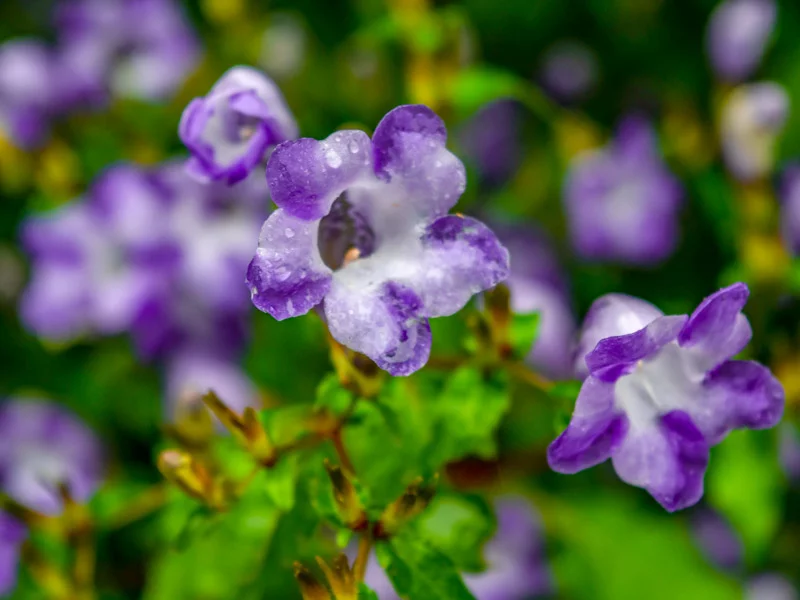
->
(358, 583, 380, 600)
(314, 373, 356, 417)
(509, 311, 540, 359)
(543, 492, 740, 600)
(414, 493, 495, 571)
(707, 429, 784, 562)
(426, 367, 511, 465)
(377, 530, 476, 600)
(264, 454, 299, 512)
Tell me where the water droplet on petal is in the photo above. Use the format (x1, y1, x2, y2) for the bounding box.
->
(285, 228, 295, 238)
(325, 150, 342, 168)
(348, 140, 359, 154)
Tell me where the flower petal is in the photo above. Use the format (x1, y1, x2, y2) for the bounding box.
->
(586, 314, 688, 381)
(698, 360, 785, 444)
(678, 282, 752, 371)
(547, 376, 628, 473)
(267, 131, 373, 220)
(325, 280, 431, 376)
(574, 293, 664, 379)
(416, 215, 510, 317)
(611, 410, 709, 512)
(246, 209, 332, 320)
(371, 104, 466, 218)
(0, 513, 25, 596)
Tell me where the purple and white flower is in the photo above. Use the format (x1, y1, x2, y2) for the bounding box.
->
(495, 223, 576, 379)
(720, 82, 788, 182)
(0, 512, 25, 596)
(0, 40, 57, 148)
(746, 574, 798, 600)
(362, 497, 552, 599)
(548, 283, 784, 512)
(21, 165, 177, 342)
(563, 115, 683, 265)
(689, 508, 744, 572)
(0, 399, 104, 515)
(55, 0, 199, 105)
(246, 105, 510, 375)
(706, 0, 776, 83)
(180, 67, 298, 185)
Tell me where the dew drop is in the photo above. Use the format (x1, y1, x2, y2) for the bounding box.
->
(325, 150, 342, 168)
(348, 140, 359, 154)
(285, 228, 295, 238)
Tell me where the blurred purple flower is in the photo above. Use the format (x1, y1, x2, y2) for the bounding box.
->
(779, 165, 800, 256)
(246, 104, 509, 376)
(563, 115, 683, 265)
(0, 399, 104, 515)
(21, 165, 178, 342)
(0, 39, 57, 148)
(55, 0, 199, 105)
(21, 161, 265, 359)
(720, 82, 788, 182)
(363, 497, 552, 599)
(495, 222, 576, 379)
(707, 0, 776, 82)
(779, 423, 800, 483)
(0, 512, 25, 597)
(165, 348, 259, 423)
(746, 574, 798, 600)
(539, 40, 598, 103)
(180, 67, 298, 185)
(458, 100, 523, 188)
(549, 283, 784, 512)
(689, 508, 744, 572)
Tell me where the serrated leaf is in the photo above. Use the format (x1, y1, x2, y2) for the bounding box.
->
(707, 429, 783, 562)
(377, 530, 476, 600)
(426, 367, 510, 465)
(414, 493, 495, 572)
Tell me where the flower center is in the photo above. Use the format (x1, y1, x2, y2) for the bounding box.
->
(318, 194, 376, 270)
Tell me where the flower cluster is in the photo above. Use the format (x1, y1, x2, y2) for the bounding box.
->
(0, 0, 199, 148)
(550, 283, 784, 511)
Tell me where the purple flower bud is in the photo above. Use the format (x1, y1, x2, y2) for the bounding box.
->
(689, 508, 744, 572)
(539, 40, 598, 103)
(55, 0, 200, 105)
(458, 100, 523, 189)
(548, 283, 784, 512)
(0, 513, 25, 597)
(0, 40, 57, 148)
(180, 67, 298, 185)
(0, 399, 104, 515)
(563, 115, 683, 265)
(706, 0, 776, 83)
(720, 82, 788, 181)
(246, 105, 510, 376)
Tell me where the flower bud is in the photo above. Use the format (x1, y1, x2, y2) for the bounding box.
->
(324, 460, 366, 530)
(294, 562, 332, 600)
(377, 475, 438, 537)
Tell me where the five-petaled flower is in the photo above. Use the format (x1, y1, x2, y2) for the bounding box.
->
(548, 283, 784, 512)
(246, 104, 510, 376)
(180, 66, 298, 185)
